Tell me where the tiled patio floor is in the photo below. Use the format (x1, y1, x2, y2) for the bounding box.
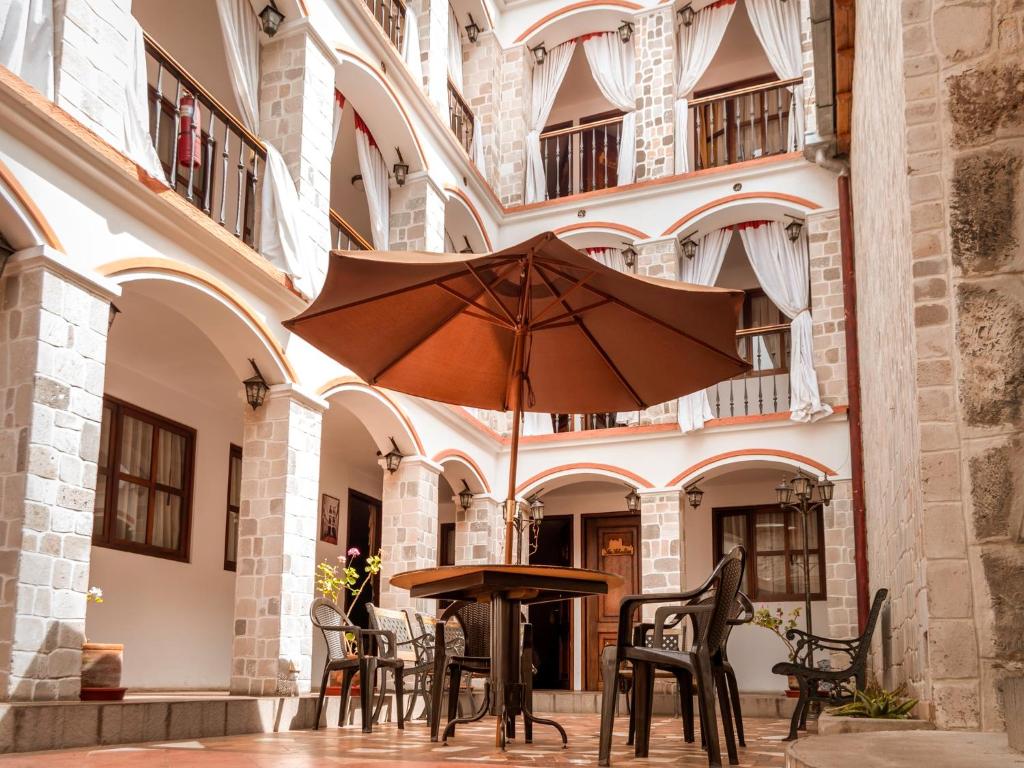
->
(0, 714, 790, 767)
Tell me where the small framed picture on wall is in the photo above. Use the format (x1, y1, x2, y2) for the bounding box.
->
(320, 494, 340, 545)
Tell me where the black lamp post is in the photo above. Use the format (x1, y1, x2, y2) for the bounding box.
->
(258, 1, 285, 37)
(243, 359, 269, 410)
(775, 471, 834, 664)
(380, 437, 404, 473)
(507, 491, 545, 563)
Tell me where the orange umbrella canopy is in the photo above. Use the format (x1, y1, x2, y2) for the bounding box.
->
(285, 232, 749, 413)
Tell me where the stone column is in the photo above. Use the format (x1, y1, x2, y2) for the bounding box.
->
(231, 386, 324, 697)
(639, 490, 683, 621)
(408, 0, 449, 113)
(454, 494, 503, 564)
(634, 6, 676, 180)
(496, 46, 529, 207)
(636, 239, 680, 425)
(461, 30, 501, 184)
(0, 246, 116, 701)
(807, 209, 848, 408)
(823, 479, 857, 641)
(379, 458, 440, 612)
(259, 29, 336, 265)
(389, 174, 446, 252)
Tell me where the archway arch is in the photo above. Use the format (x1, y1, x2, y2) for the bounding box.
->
(433, 449, 491, 494)
(444, 188, 493, 252)
(0, 157, 63, 251)
(660, 192, 822, 239)
(668, 448, 837, 489)
(317, 377, 423, 457)
(514, 2, 643, 46)
(517, 462, 653, 497)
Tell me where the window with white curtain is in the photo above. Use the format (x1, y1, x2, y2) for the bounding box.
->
(224, 444, 242, 571)
(93, 397, 195, 561)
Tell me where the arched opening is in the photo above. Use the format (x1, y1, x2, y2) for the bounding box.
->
(436, 452, 492, 566)
(443, 193, 489, 254)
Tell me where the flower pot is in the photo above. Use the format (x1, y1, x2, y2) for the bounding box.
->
(80, 642, 126, 701)
(325, 655, 360, 696)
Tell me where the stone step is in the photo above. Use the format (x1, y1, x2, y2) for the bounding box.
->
(786, 731, 1021, 768)
(1006, 676, 1024, 753)
(529, 689, 797, 719)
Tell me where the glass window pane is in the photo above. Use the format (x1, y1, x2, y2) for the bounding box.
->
(228, 454, 242, 507)
(225, 509, 239, 565)
(756, 554, 787, 596)
(720, 515, 746, 555)
(755, 510, 786, 551)
(98, 406, 112, 469)
(789, 512, 820, 550)
(152, 491, 182, 550)
(156, 429, 186, 489)
(93, 473, 107, 537)
(115, 480, 148, 543)
(119, 416, 153, 479)
(791, 552, 820, 595)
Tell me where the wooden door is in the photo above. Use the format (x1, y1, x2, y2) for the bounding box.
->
(583, 514, 641, 690)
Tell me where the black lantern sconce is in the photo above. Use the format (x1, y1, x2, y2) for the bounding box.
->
(678, 4, 696, 27)
(378, 437, 404, 474)
(531, 43, 547, 65)
(258, 1, 285, 37)
(618, 20, 634, 43)
(621, 242, 638, 271)
(680, 229, 699, 260)
(625, 486, 641, 513)
(466, 14, 480, 43)
(243, 359, 269, 410)
(460, 236, 474, 254)
(458, 480, 475, 511)
(785, 216, 804, 242)
(684, 476, 705, 509)
(393, 148, 409, 186)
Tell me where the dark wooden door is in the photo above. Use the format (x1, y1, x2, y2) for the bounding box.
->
(529, 515, 574, 690)
(345, 489, 382, 628)
(583, 514, 641, 690)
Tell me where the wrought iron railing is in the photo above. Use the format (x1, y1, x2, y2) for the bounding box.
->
(363, 0, 407, 50)
(539, 115, 624, 200)
(689, 77, 803, 171)
(551, 413, 621, 433)
(329, 209, 372, 251)
(707, 323, 792, 417)
(448, 79, 475, 154)
(143, 33, 266, 248)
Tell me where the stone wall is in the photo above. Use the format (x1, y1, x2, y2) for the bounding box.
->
(634, 7, 676, 180)
(807, 209, 848, 407)
(389, 175, 446, 252)
(824, 479, 857, 642)
(639, 491, 682, 621)
(495, 46, 529, 206)
(461, 31, 501, 185)
(378, 459, 439, 613)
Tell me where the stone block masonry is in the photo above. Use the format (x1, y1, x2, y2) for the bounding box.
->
(634, 7, 676, 180)
(807, 209, 848, 407)
(389, 174, 446, 252)
(454, 495, 503, 565)
(639, 491, 682, 621)
(0, 248, 115, 701)
(378, 458, 440, 613)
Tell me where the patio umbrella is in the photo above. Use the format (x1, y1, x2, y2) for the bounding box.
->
(284, 232, 749, 563)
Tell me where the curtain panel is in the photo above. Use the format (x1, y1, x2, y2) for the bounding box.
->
(737, 221, 830, 422)
(123, 18, 168, 185)
(745, 0, 804, 151)
(582, 32, 637, 186)
(402, 5, 423, 82)
(0, 0, 55, 98)
(447, 4, 463, 92)
(677, 228, 732, 431)
(524, 41, 576, 204)
(355, 117, 391, 250)
(674, 0, 736, 174)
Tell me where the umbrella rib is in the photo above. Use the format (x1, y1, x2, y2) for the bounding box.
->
(533, 264, 646, 409)
(369, 301, 475, 384)
(532, 298, 613, 331)
(436, 283, 516, 329)
(466, 261, 520, 327)
(538, 262, 748, 371)
(530, 270, 596, 325)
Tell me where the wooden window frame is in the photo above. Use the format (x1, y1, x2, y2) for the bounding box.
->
(224, 443, 242, 571)
(712, 504, 826, 602)
(93, 395, 196, 562)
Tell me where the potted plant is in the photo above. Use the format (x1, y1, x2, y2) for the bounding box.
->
(315, 548, 383, 695)
(81, 587, 126, 701)
(817, 679, 932, 734)
(751, 605, 802, 696)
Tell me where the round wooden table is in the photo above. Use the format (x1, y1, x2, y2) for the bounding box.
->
(390, 564, 623, 749)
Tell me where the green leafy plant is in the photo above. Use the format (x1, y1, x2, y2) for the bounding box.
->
(315, 548, 383, 653)
(830, 680, 918, 719)
(751, 605, 801, 661)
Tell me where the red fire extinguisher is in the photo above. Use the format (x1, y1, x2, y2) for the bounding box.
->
(177, 93, 202, 169)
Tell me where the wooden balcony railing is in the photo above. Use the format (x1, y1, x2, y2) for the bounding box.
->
(143, 33, 266, 248)
(329, 209, 372, 251)
(708, 323, 792, 418)
(689, 77, 803, 171)
(448, 79, 475, 154)
(551, 413, 621, 434)
(539, 115, 624, 201)
(364, 0, 407, 50)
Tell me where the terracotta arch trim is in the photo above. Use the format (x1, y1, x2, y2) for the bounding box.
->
(444, 186, 494, 251)
(432, 449, 493, 494)
(667, 449, 837, 488)
(97, 258, 299, 383)
(514, 1, 644, 43)
(516, 462, 654, 494)
(660, 192, 822, 237)
(0, 156, 65, 251)
(316, 375, 426, 455)
(552, 221, 650, 240)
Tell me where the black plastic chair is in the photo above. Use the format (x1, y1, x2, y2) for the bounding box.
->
(771, 588, 888, 740)
(367, 604, 431, 722)
(428, 601, 493, 743)
(598, 547, 746, 768)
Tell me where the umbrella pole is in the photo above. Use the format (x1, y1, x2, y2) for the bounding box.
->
(503, 398, 522, 565)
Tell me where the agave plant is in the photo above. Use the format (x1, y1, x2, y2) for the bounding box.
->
(830, 680, 918, 719)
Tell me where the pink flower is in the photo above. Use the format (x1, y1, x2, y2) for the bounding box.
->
(347, 547, 360, 557)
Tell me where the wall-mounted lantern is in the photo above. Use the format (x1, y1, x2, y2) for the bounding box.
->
(466, 14, 481, 43)
(258, 1, 285, 37)
(531, 43, 547, 65)
(243, 359, 269, 410)
(618, 21, 634, 43)
(458, 480, 475, 511)
(678, 5, 696, 27)
(378, 437, 404, 474)
(393, 148, 409, 186)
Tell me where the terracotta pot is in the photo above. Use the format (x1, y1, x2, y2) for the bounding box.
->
(325, 655, 360, 696)
(81, 642, 126, 701)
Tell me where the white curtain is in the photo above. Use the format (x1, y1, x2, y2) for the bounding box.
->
(447, 4, 463, 92)
(402, 5, 423, 82)
(582, 32, 637, 186)
(522, 412, 554, 436)
(0, 0, 54, 98)
(674, 1, 735, 173)
(525, 41, 575, 204)
(122, 18, 168, 185)
(471, 115, 486, 168)
(355, 124, 391, 250)
(587, 247, 627, 273)
(677, 228, 732, 432)
(746, 0, 804, 151)
(738, 222, 831, 422)
(215, 0, 323, 297)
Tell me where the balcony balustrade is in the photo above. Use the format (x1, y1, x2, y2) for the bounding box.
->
(447, 80, 475, 155)
(690, 77, 803, 171)
(539, 115, 624, 201)
(329, 209, 372, 251)
(708, 323, 792, 418)
(143, 33, 266, 249)
(364, 0, 407, 50)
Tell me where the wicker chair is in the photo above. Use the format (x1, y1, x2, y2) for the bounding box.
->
(771, 588, 888, 740)
(309, 597, 386, 733)
(367, 604, 432, 723)
(428, 601, 493, 743)
(598, 547, 746, 768)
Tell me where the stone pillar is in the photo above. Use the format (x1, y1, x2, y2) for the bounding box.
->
(823, 479, 857, 641)
(634, 7, 676, 180)
(389, 174, 446, 252)
(379, 458, 440, 612)
(408, 0, 449, 113)
(807, 209, 848, 408)
(799, 0, 818, 143)
(0, 246, 116, 701)
(496, 46, 529, 207)
(461, 31, 501, 184)
(454, 495, 502, 564)
(231, 386, 324, 697)
(636, 239, 680, 425)
(639, 490, 682, 620)
(259, 30, 336, 264)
